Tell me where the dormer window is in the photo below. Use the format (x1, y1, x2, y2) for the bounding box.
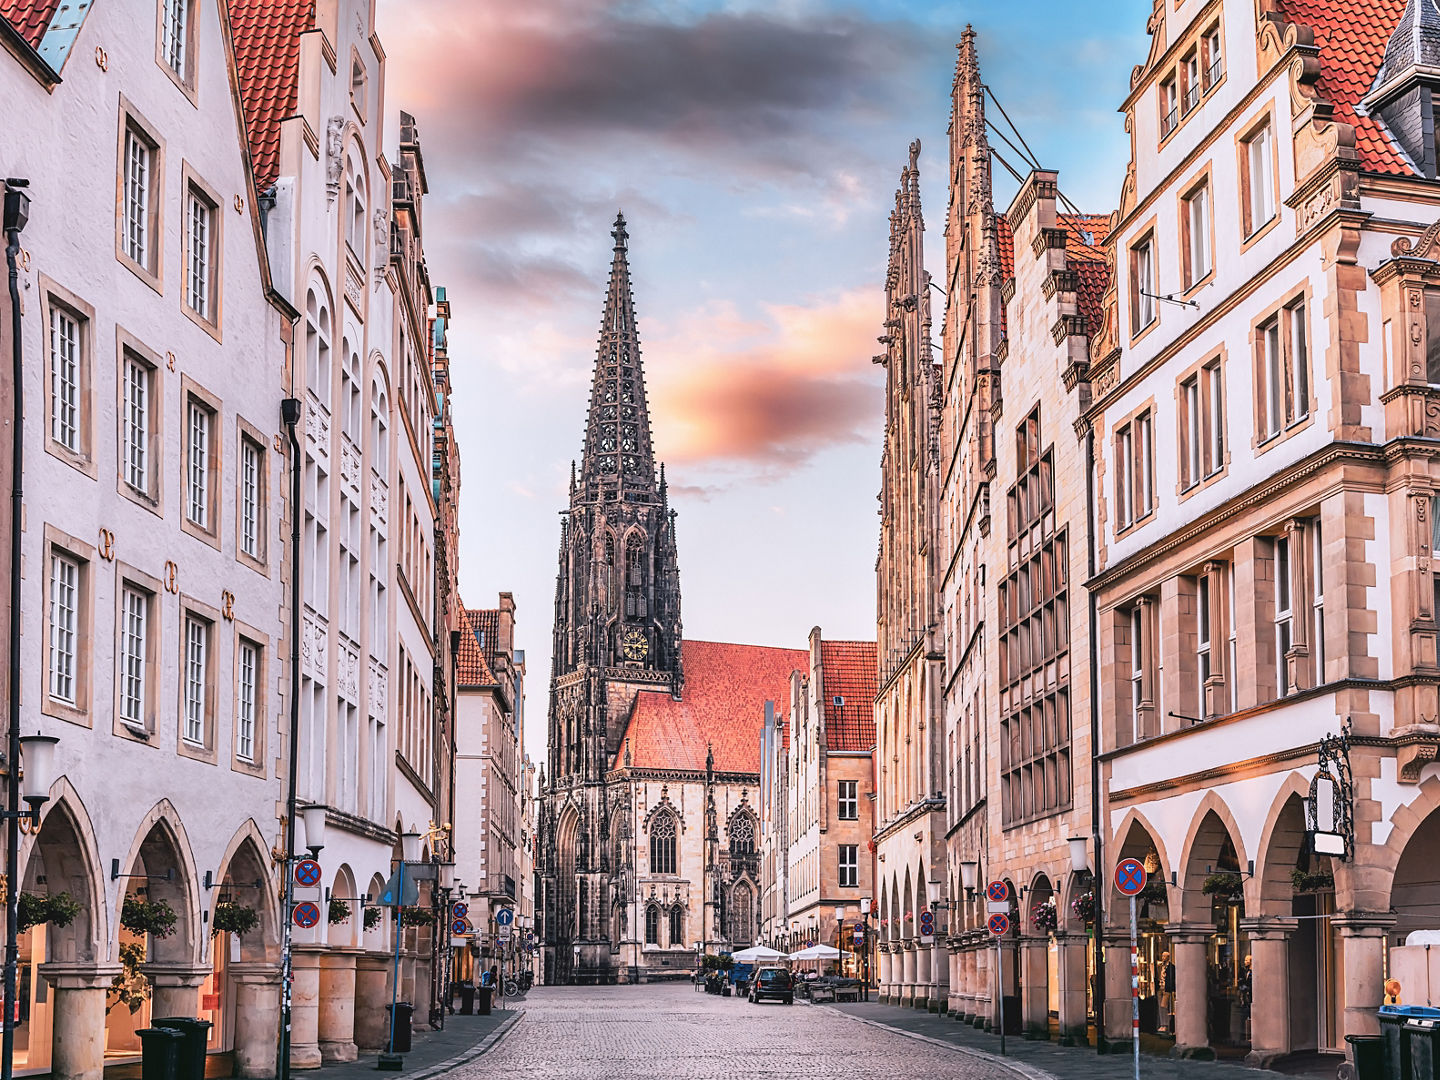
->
(832, 695, 845, 707)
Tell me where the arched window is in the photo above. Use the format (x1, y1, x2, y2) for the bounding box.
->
(729, 812, 756, 857)
(730, 883, 753, 945)
(345, 155, 366, 254)
(649, 811, 676, 875)
(645, 904, 660, 945)
(668, 906, 683, 948)
(369, 377, 388, 476)
(625, 534, 647, 617)
(342, 349, 361, 442)
(306, 287, 331, 408)
(604, 535, 616, 612)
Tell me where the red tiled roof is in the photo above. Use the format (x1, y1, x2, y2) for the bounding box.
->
(996, 214, 1014, 280)
(471, 609, 502, 673)
(227, 0, 313, 189)
(1074, 261, 1111, 338)
(457, 609, 496, 686)
(1276, 0, 1411, 175)
(819, 640, 876, 752)
(0, 0, 56, 49)
(1057, 213, 1111, 261)
(616, 640, 807, 774)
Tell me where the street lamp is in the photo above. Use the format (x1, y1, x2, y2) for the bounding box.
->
(1068, 837, 1090, 876)
(380, 830, 422, 1070)
(960, 860, 979, 899)
(301, 805, 328, 855)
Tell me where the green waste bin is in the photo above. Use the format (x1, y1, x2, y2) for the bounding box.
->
(152, 1016, 212, 1080)
(137, 1027, 184, 1080)
(1346, 1034, 1386, 1080)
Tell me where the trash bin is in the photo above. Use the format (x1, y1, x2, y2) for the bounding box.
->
(1380, 1005, 1440, 1080)
(151, 1017, 212, 1080)
(137, 1027, 184, 1080)
(1346, 1034, 1386, 1080)
(477, 985, 493, 1016)
(458, 981, 476, 1015)
(385, 1002, 413, 1053)
(1408, 1014, 1440, 1079)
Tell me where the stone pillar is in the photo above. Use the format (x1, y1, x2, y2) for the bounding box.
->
(354, 952, 391, 1052)
(290, 947, 323, 1069)
(1102, 932, 1134, 1049)
(144, 962, 211, 1020)
(317, 949, 359, 1063)
(1056, 932, 1088, 1045)
(40, 963, 119, 1080)
(1170, 927, 1213, 1059)
(1021, 937, 1049, 1037)
(1242, 919, 1297, 1067)
(229, 963, 280, 1079)
(901, 941, 917, 1005)
(914, 940, 932, 1009)
(1336, 914, 1395, 1042)
(877, 946, 892, 1003)
(947, 945, 960, 1015)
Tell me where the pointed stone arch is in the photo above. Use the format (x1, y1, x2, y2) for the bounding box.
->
(1106, 808, 1174, 927)
(20, 779, 106, 964)
(212, 819, 280, 964)
(1253, 772, 1318, 916)
(1175, 792, 1249, 924)
(117, 799, 202, 966)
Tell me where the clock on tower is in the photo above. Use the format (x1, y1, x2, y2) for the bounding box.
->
(621, 627, 648, 662)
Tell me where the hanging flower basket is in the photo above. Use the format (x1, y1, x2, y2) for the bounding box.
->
(1032, 899, 1058, 934)
(1070, 892, 1095, 924)
(329, 899, 351, 925)
(121, 896, 177, 939)
(17, 892, 80, 934)
(212, 901, 260, 938)
(363, 906, 382, 931)
(1290, 868, 1334, 894)
(904, 911, 914, 923)
(1137, 879, 1168, 904)
(1201, 873, 1244, 899)
(400, 907, 435, 929)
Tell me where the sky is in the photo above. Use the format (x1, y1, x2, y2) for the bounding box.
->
(372, 0, 1153, 765)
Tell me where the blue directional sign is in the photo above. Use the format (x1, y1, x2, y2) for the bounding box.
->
(495, 907, 514, 927)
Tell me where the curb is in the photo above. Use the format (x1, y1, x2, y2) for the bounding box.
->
(820, 1006, 1057, 1080)
(405, 1011, 525, 1080)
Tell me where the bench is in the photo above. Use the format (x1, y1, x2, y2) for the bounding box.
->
(834, 985, 861, 1003)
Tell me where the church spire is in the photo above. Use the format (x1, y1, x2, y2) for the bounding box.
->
(577, 213, 659, 503)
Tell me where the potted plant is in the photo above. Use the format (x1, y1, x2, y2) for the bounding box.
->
(212, 900, 260, 938)
(121, 895, 177, 938)
(1070, 891, 1095, 924)
(329, 899, 351, 925)
(363, 906, 382, 931)
(106, 941, 150, 1015)
(1032, 899, 1058, 934)
(17, 891, 80, 934)
(1291, 868, 1334, 894)
(1201, 873, 1244, 900)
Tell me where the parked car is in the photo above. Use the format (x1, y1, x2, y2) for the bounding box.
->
(749, 967, 794, 1005)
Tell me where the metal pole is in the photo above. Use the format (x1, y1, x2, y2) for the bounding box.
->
(3, 184, 29, 1080)
(1130, 895, 1140, 1080)
(386, 860, 405, 1056)
(275, 399, 302, 1080)
(996, 936, 1005, 1056)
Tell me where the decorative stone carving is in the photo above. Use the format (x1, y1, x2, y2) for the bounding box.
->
(338, 639, 359, 700)
(1394, 219, 1440, 261)
(325, 116, 344, 203)
(340, 437, 361, 495)
(368, 658, 387, 721)
(344, 262, 363, 313)
(302, 613, 328, 679)
(369, 475, 388, 519)
(372, 208, 389, 279)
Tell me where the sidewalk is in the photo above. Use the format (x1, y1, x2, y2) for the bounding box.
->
(306, 1007, 523, 1080)
(824, 1001, 1342, 1080)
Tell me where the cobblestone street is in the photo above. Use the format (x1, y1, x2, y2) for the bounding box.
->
(460, 984, 1034, 1079)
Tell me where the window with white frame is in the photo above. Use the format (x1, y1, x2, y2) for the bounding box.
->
(839, 844, 858, 888)
(306, 288, 331, 409)
(1242, 120, 1275, 236)
(185, 185, 215, 322)
(370, 380, 389, 475)
(1275, 534, 1294, 696)
(185, 396, 214, 530)
(1159, 76, 1178, 137)
(160, 0, 189, 80)
(1116, 411, 1153, 528)
(1311, 522, 1326, 685)
(122, 351, 154, 497)
(122, 125, 158, 273)
(1131, 234, 1156, 334)
(119, 584, 150, 730)
(183, 614, 209, 745)
(1181, 375, 1202, 490)
(49, 302, 81, 453)
(1257, 300, 1309, 441)
(1181, 50, 1201, 113)
(1183, 181, 1211, 288)
(1287, 299, 1310, 422)
(1130, 606, 1145, 726)
(1205, 360, 1224, 474)
(345, 156, 366, 255)
(1203, 23, 1224, 88)
(837, 779, 858, 820)
(1196, 573, 1212, 714)
(48, 552, 79, 705)
(343, 349, 362, 443)
(237, 638, 259, 762)
(240, 435, 263, 560)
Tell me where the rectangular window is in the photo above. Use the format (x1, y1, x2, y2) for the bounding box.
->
(1116, 423, 1134, 528)
(160, 0, 187, 78)
(1204, 360, 1225, 475)
(1159, 76, 1179, 137)
(1275, 535, 1294, 696)
(48, 553, 79, 705)
(1242, 121, 1275, 236)
(123, 353, 151, 496)
(1259, 316, 1283, 439)
(240, 437, 261, 559)
(186, 399, 211, 528)
(183, 615, 208, 746)
(1131, 235, 1156, 333)
(1425, 291, 1440, 384)
(119, 585, 149, 730)
(838, 844, 858, 889)
(1180, 375, 1201, 490)
(1183, 182, 1211, 288)
(237, 639, 258, 763)
(1228, 568, 1239, 713)
(123, 129, 152, 269)
(1131, 607, 1145, 725)
(1258, 300, 1309, 441)
(49, 303, 81, 453)
(1182, 51, 1201, 113)
(1135, 411, 1154, 519)
(1312, 523, 1326, 685)
(185, 187, 213, 320)
(837, 779, 858, 820)
(1196, 574, 1212, 712)
(1204, 24, 1224, 88)
(1287, 299, 1310, 422)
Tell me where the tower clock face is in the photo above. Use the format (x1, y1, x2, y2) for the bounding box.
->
(622, 627, 648, 661)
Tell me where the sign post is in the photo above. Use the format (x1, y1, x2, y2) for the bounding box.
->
(1115, 858, 1147, 1080)
(986, 880, 1010, 1055)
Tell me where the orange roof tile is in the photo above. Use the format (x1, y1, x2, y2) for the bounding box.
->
(1074, 261, 1111, 338)
(819, 640, 876, 752)
(616, 640, 808, 774)
(1276, 0, 1412, 175)
(996, 214, 1014, 280)
(457, 608, 496, 686)
(0, 0, 54, 48)
(227, 0, 313, 190)
(1057, 213, 1110, 261)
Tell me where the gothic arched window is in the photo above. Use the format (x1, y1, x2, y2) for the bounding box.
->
(305, 285, 331, 409)
(645, 904, 660, 945)
(729, 812, 756, 857)
(605, 535, 616, 611)
(669, 906, 683, 948)
(730, 883, 753, 945)
(625, 534, 647, 617)
(649, 811, 677, 875)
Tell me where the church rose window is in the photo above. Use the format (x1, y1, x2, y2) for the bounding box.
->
(650, 811, 677, 874)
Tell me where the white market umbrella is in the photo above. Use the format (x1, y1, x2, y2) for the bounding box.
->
(732, 945, 787, 963)
(788, 943, 842, 961)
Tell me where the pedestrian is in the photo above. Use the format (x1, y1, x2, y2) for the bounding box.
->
(1160, 950, 1175, 1034)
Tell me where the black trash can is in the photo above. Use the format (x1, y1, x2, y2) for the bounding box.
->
(385, 1002, 413, 1053)
(477, 986, 493, 1016)
(1408, 1015, 1440, 1080)
(1347, 1034, 1387, 1080)
(1381, 1005, 1440, 1080)
(151, 1017, 212, 1080)
(137, 1027, 184, 1080)
(458, 981, 476, 1015)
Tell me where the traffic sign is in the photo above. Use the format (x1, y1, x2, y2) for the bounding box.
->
(294, 859, 322, 888)
(1114, 858, 1147, 897)
(495, 907, 514, 926)
(451, 901, 468, 919)
(293, 900, 321, 929)
(451, 918, 468, 935)
(986, 880, 1009, 904)
(852, 924, 864, 947)
(987, 912, 1010, 936)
